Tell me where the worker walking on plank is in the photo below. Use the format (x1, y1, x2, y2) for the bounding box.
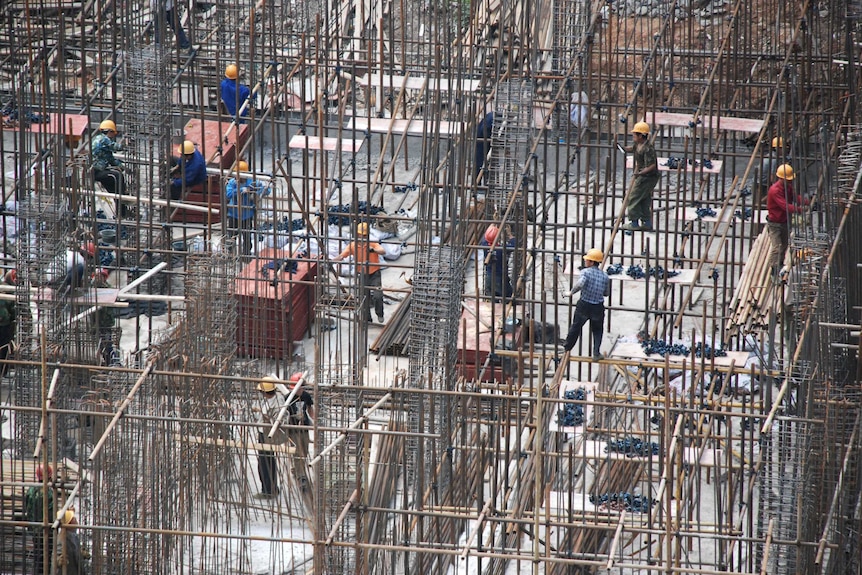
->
(621, 121, 658, 231)
(170, 140, 207, 200)
(766, 163, 808, 274)
(562, 248, 610, 361)
(333, 222, 387, 324)
(91, 120, 126, 198)
(220, 65, 251, 123)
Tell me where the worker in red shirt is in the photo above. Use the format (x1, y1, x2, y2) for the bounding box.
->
(333, 222, 386, 323)
(766, 163, 808, 273)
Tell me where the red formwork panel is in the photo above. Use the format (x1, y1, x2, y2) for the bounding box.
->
(169, 175, 223, 224)
(456, 299, 521, 383)
(235, 249, 318, 359)
(183, 119, 250, 168)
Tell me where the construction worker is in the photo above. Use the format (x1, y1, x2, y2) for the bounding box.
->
(225, 160, 269, 256)
(55, 509, 85, 575)
(170, 141, 207, 200)
(621, 121, 658, 231)
(90, 120, 126, 198)
(475, 111, 495, 180)
(47, 243, 95, 294)
(0, 270, 16, 377)
(151, 0, 191, 50)
(25, 464, 54, 574)
(758, 136, 786, 205)
(479, 224, 515, 300)
(562, 248, 610, 361)
(284, 372, 314, 490)
(91, 269, 120, 366)
(766, 163, 808, 273)
(255, 376, 286, 498)
(220, 65, 251, 123)
(333, 222, 387, 324)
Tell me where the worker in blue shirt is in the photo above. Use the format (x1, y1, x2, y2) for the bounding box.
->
(170, 140, 207, 200)
(562, 248, 610, 361)
(221, 64, 251, 122)
(226, 160, 269, 255)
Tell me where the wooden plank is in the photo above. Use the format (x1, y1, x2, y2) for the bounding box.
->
(610, 341, 749, 368)
(288, 134, 364, 153)
(356, 73, 482, 92)
(345, 117, 462, 137)
(680, 206, 768, 224)
(649, 112, 763, 133)
(626, 156, 723, 174)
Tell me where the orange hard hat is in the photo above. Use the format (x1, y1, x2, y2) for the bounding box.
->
(83, 242, 96, 257)
(225, 64, 239, 80)
(4, 269, 16, 284)
(236, 160, 249, 173)
(289, 372, 303, 383)
(484, 225, 498, 245)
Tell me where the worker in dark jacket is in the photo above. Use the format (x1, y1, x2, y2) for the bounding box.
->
(475, 111, 494, 181)
(25, 464, 54, 574)
(0, 270, 16, 377)
(766, 163, 808, 273)
(562, 248, 610, 361)
(56, 509, 86, 575)
(622, 121, 659, 231)
(170, 141, 207, 200)
(479, 224, 515, 300)
(220, 65, 251, 122)
(91, 120, 125, 196)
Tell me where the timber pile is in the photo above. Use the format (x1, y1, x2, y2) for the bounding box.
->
(726, 230, 779, 336)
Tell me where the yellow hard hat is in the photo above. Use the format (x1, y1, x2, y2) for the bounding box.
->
(225, 64, 239, 80)
(257, 375, 278, 393)
(775, 164, 795, 181)
(57, 509, 75, 525)
(99, 119, 116, 132)
(631, 121, 650, 135)
(584, 248, 603, 262)
(236, 160, 249, 172)
(771, 136, 784, 148)
(179, 140, 195, 155)
(356, 222, 369, 236)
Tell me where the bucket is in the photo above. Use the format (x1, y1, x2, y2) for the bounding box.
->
(99, 229, 117, 245)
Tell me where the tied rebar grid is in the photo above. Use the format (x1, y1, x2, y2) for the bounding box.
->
(124, 47, 171, 143)
(837, 127, 862, 201)
(757, 418, 810, 574)
(549, 0, 589, 132)
(405, 245, 464, 573)
(216, 0, 256, 57)
(14, 180, 68, 459)
(486, 79, 535, 216)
